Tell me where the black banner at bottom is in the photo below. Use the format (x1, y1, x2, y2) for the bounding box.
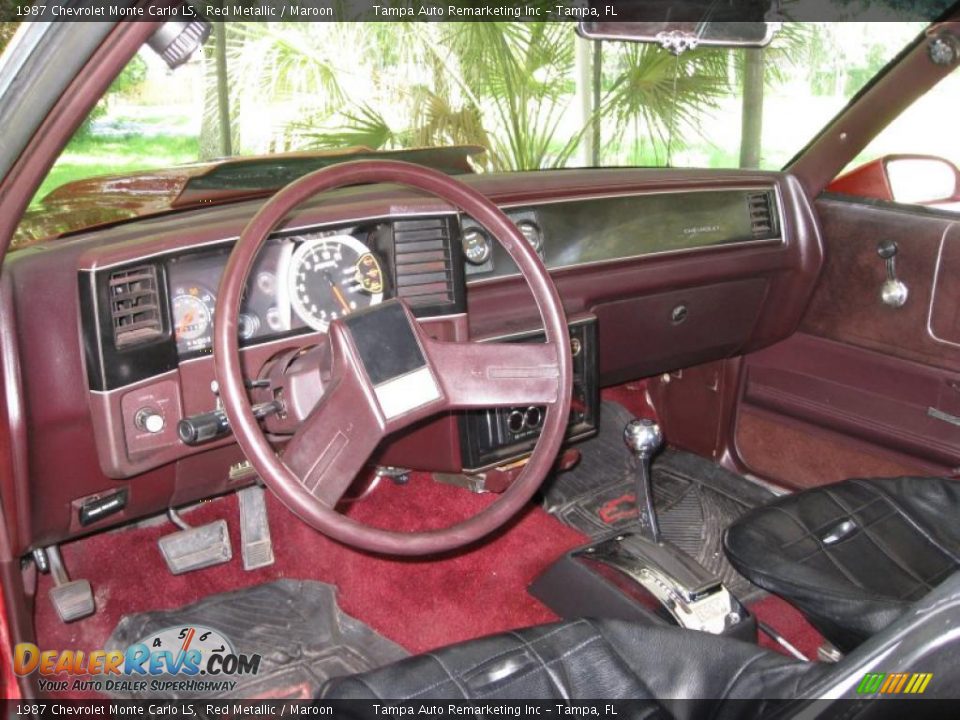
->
(3, 699, 960, 720)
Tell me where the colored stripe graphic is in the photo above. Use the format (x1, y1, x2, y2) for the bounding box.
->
(857, 672, 932, 695)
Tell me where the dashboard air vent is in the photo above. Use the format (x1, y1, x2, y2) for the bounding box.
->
(393, 218, 455, 309)
(747, 191, 777, 239)
(108, 265, 163, 347)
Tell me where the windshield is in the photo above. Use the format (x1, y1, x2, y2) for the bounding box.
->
(6, 20, 928, 243)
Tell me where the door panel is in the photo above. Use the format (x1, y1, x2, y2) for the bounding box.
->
(734, 198, 960, 488)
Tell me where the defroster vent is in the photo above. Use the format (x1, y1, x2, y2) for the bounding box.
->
(108, 265, 163, 347)
(393, 218, 456, 311)
(747, 191, 777, 239)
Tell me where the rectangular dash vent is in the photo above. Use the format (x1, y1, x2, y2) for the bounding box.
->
(747, 191, 777, 239)
(108, 265, 163, 347)
(393, 218, 455, 309)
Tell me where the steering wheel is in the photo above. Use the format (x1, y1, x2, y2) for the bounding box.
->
(214, 160, 572, 556)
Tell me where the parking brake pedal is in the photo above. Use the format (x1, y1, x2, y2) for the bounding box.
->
(239, 485, 274, 570)
(159, 508, 232, 575)
(45, 546, 95, 623)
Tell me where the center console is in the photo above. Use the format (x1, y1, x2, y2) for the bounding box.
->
(529, 411, 756, 643)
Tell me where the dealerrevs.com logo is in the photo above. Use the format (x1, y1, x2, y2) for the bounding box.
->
(14, 625, 261, 695)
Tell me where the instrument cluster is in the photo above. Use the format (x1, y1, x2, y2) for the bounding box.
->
(167, 227, 388, 357)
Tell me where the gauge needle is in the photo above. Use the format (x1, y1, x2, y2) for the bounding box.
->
(177, 311, 194, 335)
(325, 271, 351, 314)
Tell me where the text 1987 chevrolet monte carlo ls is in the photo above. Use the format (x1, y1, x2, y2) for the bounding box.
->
(2, 1, 960, 713)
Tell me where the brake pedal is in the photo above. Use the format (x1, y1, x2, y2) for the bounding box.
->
(239, 485, 274, 571)
(45, 546, 95, 623)
(159, 509, 232, 575)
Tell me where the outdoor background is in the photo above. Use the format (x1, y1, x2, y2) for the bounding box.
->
(1, 20, 957, 203)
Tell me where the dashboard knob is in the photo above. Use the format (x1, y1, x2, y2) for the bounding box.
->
(135, 407, 165, 434)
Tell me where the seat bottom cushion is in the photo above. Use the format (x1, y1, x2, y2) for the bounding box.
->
(724, 476, 960, 651)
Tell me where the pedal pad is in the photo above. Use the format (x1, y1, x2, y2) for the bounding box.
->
(49, 580, 96, 623)
(44, 545, 95, 623)
(239, 485, 274, 571)
(159, 519, 232, 575)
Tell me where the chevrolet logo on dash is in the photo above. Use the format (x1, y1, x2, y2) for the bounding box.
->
(856, 672, 933, 695)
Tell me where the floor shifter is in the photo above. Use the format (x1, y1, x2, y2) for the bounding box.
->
(530, 417, 754, 639)
(623, 418, 664, 543)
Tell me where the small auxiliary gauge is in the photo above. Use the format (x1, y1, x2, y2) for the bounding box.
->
(462, 227, 493, 265)
(517, 220, 543, 253)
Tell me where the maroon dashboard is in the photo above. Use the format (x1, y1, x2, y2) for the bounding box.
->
(0, 168, 823, 554)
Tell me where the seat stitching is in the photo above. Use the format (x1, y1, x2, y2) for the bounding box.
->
(827, 486, 936, 597)
(589, 620, 660, 701)
(773, 495, 887, 550)
(508, 630, 571, 702)
(355, 675, 384, 700)
(790, 507, 899, 564)
(850, 479, 960, 564)
(399, 621, 588, 700)
(473, 635, 604, 699)
(426, 652, 470, 699)
(767, 505, 867, 589)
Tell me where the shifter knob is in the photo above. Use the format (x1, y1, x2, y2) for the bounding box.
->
(624, 419, 663, 459)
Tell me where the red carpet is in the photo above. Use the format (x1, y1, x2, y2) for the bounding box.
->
(749, 593, 826, 660)
(35, 474, 587, 698)
(33, 465, 825, 699)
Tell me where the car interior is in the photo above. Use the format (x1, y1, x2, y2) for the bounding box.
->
(2, 4, 960, 713)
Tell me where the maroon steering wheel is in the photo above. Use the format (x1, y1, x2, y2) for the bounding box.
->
(214, 160, 572, 556)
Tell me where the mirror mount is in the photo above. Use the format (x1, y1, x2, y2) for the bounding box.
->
(578, 21, 780, 54)
(577, 1, 782, 53)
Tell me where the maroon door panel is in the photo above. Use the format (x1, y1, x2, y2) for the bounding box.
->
(734, 199, 960, 488)
(799, 199, 960, 370)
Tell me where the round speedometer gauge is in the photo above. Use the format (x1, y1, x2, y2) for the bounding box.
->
(172, 285, 216, 353)
(288, 234, 385, 331)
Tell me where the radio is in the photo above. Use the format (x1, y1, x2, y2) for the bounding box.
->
(459, 317, 598, 472)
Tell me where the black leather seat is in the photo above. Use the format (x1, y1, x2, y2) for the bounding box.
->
(724, 476, 960, 652)
(323, 572, 960, 709)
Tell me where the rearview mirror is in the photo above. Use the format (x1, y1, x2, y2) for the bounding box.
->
(577, 1, 780, 52)
(885, 156, 960, 205)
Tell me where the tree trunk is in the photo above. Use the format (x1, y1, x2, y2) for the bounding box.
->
(739, 48, 764, 169)
(198, 22, 232, 160)
(214, 22, 232, 157)
(574, 35, 594, 167)
(591, 41, 602, 166)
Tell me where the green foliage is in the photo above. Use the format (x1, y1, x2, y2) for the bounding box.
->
(75, 55, 148, 139)
(598, 44, 730, 165)
(0, 21, 18, 53)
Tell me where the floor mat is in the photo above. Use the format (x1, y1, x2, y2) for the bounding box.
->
(106, 580, 407, 699)
(35, 476, 588, 699)
(541, 400, 775, 601)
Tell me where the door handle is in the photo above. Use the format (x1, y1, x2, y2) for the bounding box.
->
(928, 406, 960, 427)
(878, 240, 908, 308)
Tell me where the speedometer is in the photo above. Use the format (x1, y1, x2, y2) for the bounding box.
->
(172, 285, 216, 353)
(287, 234, 385, 331)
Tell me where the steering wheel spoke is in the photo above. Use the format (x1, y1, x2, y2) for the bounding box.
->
(426, 339, 562, 409)
(282, 367, 384, 508)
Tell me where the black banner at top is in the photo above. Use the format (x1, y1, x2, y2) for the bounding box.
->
(0, 0, 957, 23)
(2, 698, 960, 717)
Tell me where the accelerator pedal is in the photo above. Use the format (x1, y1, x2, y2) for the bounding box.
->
(239, 485, 274, 570)
(159, 508, 232, 575)
(45, 545, 95, 623)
